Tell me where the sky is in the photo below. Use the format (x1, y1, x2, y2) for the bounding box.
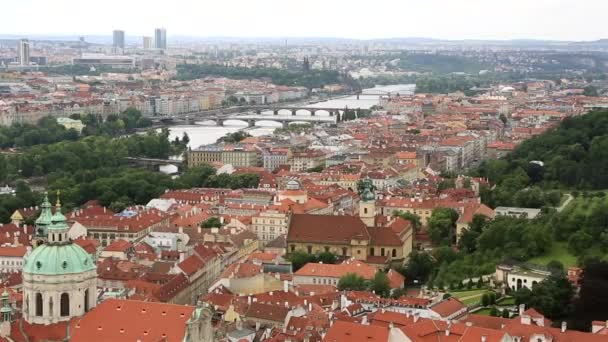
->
(2, 0, 608, 41)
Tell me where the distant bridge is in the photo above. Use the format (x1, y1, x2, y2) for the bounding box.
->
(125, 157, 184, 173)
(199, 113, 337, 128)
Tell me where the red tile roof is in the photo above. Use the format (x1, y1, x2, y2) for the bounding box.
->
(69, 299, 195, 342)
(324, 321, 389, 342)
(287, 214, 369, 244)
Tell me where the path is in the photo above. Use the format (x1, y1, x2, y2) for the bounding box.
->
(556, 193, 573, 212)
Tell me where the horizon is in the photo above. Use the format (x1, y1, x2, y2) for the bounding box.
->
(3, 0, 608, 41)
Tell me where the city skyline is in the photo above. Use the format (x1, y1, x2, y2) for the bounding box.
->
(2, 0, 608, 41)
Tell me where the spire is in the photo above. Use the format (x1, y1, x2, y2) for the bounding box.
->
(0, 289, 13, 322)
(35, 192, 54, 237)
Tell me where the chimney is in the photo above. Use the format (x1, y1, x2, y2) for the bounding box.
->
(414, 312, 420, 323)
(481, 336, 487, 342)
(283, 280, 289, 293)
(519, 304, 525, 316)
(389, 322, 394, 329)
(255, 321, 261, 331)
(248, 296, 252, 305)
(197, 226, 202, 234)
(308, 303, 312, 312)
(561, 321, 567, 333)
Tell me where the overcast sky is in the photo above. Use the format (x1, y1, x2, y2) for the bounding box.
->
(2, 0, 607, 41)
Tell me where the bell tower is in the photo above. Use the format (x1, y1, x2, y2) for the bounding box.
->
(359, 178, 376, 227)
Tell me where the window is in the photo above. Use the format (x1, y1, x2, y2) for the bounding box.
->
(342, 247, 347, 256)
(84, 289, 90, 312)
(392, 249, 397, 257)
(324, 246, 330, 253)
(291, 245, 296, 252)
(60, 293, 69, 317)
(35, 293, 43, 316)
(381, 248, 385, 256)
(370, 248, 375, 256)
(307, 246, 312, 254)
(364, 208, 368, 214)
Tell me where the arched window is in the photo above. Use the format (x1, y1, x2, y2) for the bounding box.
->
(58, 234, 62, 242)
(60, 293, 69, 317)
(84, 289, 90, 312)
(35, 293, 43, 316)
(392, 249, 397, 257)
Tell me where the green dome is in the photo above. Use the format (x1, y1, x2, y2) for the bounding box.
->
(361, 188, 375, 201)
(23, 244, 95, 276)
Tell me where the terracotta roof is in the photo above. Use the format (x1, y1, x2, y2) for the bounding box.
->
(0, 246, 27, 257)
(69, 298, 195, 342)
(368, 227, 403, 246)
(429, 297, 467, 318)
(295, 260, 377, 280)
(324, 321, 389, 342)
(287, 214, 369, 244)
(177, 255, 204, 276)
(244, 302, 289, 322)
(103, 239, 133, 252)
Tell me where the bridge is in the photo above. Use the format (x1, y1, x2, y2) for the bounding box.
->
(125, 157, 185, 173)
(200, 113, 337, 128)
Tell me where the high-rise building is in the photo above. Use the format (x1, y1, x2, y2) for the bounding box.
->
(142, 36, 153, 49)
(18, 38, 30, 66)
(113, 30, 125, 49)
(154, 28, 167, 49)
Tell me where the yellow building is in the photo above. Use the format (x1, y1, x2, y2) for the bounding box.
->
(57, 117, 85, 134)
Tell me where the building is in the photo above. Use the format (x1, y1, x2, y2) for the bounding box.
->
(142, 36, 153, 49)
(113, 30, 125, 49)
(286, 214, 413, 266)
(22, 195, 97, 325)
(251, 210, 290, 245)
(56, 117, 85, 134)
(69, 299, 213, 342)
(293, 259, 378, 287)
(289, 150, 325, 172)
(188, 145, 261, 168)
(72, 54, 135, 68)
(155, 28, 167, 49)
(495, 207, 541, 219)
(18, 38, 30, 66)
(0, 246, 29, 273)
(263, 148, 289, 171)
(495, 263, 550, 291)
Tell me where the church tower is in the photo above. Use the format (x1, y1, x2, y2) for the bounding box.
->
(22, 195, 97, 325)
(33, 193, 53, 246)
(359, 178, 376, 227)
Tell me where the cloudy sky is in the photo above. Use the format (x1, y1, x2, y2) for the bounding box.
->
(2, 0, 607, 41)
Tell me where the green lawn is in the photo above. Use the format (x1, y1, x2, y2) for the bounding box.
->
(450, 289, 488, 299)
(473, 308, 492, 316)
(528, 241, 578, 268)
(462, 296, 483, 305)
(496, 297, 515, 306)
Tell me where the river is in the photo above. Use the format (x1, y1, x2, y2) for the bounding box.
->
(161, 84, 414, 173)
(166, 84, 415, 149)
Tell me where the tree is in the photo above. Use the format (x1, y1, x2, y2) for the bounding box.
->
(476, 277, 484, 289)
(401, 250, 434, 284)
(481, 293, 490, 306)
(499, 113, 508, 125)
(568, 231, 593, 255)
(584, 85, 599, 97)
(317, 251, 337, 264)
(369, 271, 391, 297)
(287, 251, 316, 272)
(393, 210, 422, 232)
(338, 273, 367, 291)
(467, 279, 474, 289)
(427, 208, 459, 245)
(502, 309, 510, 318)
(514, 273, 575, 320)
(490, 306, 499, 316)
(201, 217, 221, 228)
(571, 261, 608, 330)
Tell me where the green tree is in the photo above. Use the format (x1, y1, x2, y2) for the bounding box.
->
(201, 217, 222, 228)
(369, 271, 391, 297)
(287, 251, 317, 272)
(427, 208, 459, 245)
(568, 231, 593, 255)
(393, 210, 422, 232)
(481, 293, 490, 306)
(337, 273, 367, 291)
(317, 251, 337, 264)
(401, 250, 434, 284)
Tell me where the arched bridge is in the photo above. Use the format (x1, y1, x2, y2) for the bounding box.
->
(201, 113, 337, 128)
(125, 157, 185, 173)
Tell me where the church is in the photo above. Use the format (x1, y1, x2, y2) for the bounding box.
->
(0, 194, 214, 342)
